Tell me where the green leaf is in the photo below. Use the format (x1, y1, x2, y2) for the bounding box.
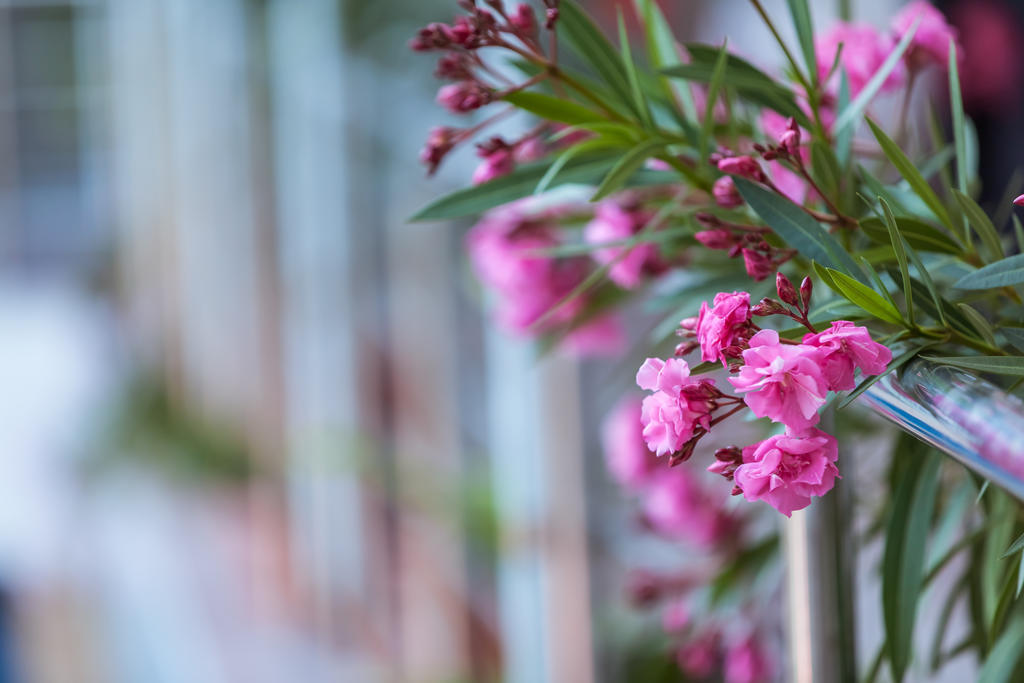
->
(558, 0, 637, 115)
(591, 140, 665, 201)
(633, 0, 698, 122)
(835, 71, 853, 168)
(786, 0, 817, 85)
(814, 264, 904, 325)
(883, 452, 940, 683)
(616, 9, 654, 130)
(502, 91, 604, 125)
(903, 245, 947, 327)
(953, 190, 1004, 262)
(1015, 215, 1024, 254)
(859, 216, 963, 255)
(411, 154, 663, 221)
(980, 615, 1024, 683)
(663, 45, 810, 128)
(954, 254, 1024, 290)
(880, 198, 915, 327)
(924, 356, 1024, 377)
(810, 139, 841, 199)
(1001, 532, 1024, 560)
(535, 139, 621, 194)
(733, 176, 863, 279)
(867, 118, 954, 231)
(1002, 328, 1024, 354)
(956, 303, 997, 346)
(949, 40, 968, 195)
(700, 42, 730, 161)
(834, 18, 919, 134)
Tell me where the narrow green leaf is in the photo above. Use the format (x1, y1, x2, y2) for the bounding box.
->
(867, 118, 954, 231)
(634, 0, 698, 122)
(955, 253, 1024, 290)
(502, 91, 603, 125)
(1002, 328, 1024, 354)
(859, 216, 963, 255)
(834, 18, 919, 134)
(786, 0, 817, 86)
(881, 198, 915, 327)
(924, 356, 1024, 377)
(949, 40, 967, 195)
(591, 140, 665, 201)
(953, 190, 1004, 262)
(1014, 215, 1024, 254)
(810, 139, 841, 198)
(835, 71, 853, 168)
(733, 176, 863, 279)
(558, 0, 637, 115)
(956, 303, 997, 346)
(1001, 532, 1024, 560)
(858, 255, 901, 312)
(1017, 551, 1024, 598)
(411, 154, 663, 221)
(815, 264, 904, 325)
(903, 244, 947, 326)
(616, 9, 654, 129)
(977, 480, 991, 503)
(883, 453, 940, 682)
(535, 139, 620, 195)
(700, 42, 730, 161)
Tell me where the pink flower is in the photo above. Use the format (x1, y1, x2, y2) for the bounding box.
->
(695, 291, 752, 365)
(955, 2, 1023, 113)
(892, 1, 959, 70)
(662, 599, 689, 633)
(513, 137, 546, 163)
(717, 156, 766, 182)
(713, 176, 744, 208)
(677, 631, 720, 678)
(562, 314, 627, 357)
(802, 321, 892, 391)
(472, 147, 515, 184)
(741, 248, 775, 281)
(729, 329, 828, 430)
(724, 636, 775, 683)
(636, 358, 715, 456)
(816, 22, 904, 96)
(642, 469, 736, 546)
(436, 81, 492, 113)
(1015, 194, 1024, 207)
(769, 160, 809, 205)
(584, 202, 663, 289)
(734, 429, 838, 516)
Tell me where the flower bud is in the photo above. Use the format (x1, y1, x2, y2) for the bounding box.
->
(545, 7, 559, 29)
(712, 176, 743, 208)
(510, 3, 537, 37)
(750, 297, 787, 316)
(419, 126, 459, 174)
(776, 272, 798, 306)
(779, 117, 801, 155)
(1015, 194, 1024, 207)
(695, 229, 735, 251)
(800, 276, 813, 310)
(679, 316, 698, 331)
(741, 248, 774, 281)
(436, 81, 493, 113)
(716, 155, 766, 183)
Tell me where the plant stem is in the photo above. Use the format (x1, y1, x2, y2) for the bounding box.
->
(747, 0, 810, 92)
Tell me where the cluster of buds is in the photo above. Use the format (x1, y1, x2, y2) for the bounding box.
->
(694, 213, 797, 281)
(412, 1, 561, 175)
(750, 272, 816, 332)
(752, 116, 801, 161)
(707, 446, 743, 492)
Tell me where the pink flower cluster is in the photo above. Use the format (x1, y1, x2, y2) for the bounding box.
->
(636, 279, 891, 516)
(467, 203, 624, 356)
(584, 201, 666, 289)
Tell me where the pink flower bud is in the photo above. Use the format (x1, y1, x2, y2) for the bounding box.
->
(741, 248, 775, 281)
(712, 176, 744, 208)
(750, 297, 787, 317)
(776, 272, 798, 305)
(437, 81, 493, 113)
(695, 229, 736, 251)
(779, 128, 800, 156)
(716, 156, 766, 183)
(510, 3, 538, 37)
(1014, 194, 1024, 206)
(419, 126, 459, 174)
(800, 276, 813, 310)
(472, 147, 515, 184)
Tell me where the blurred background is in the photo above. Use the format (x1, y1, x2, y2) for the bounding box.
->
(1, 0, 1021, 681)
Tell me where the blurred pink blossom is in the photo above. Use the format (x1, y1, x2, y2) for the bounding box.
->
(713, 176, 744, 208)
(734, 428, 839, 516)
(729, 329, 827, 430)
(561, 314, 627, 357)
(677, 631, 720, 678)
(584, 202, 664, 289)
(662, 599, 689, 633)
(803, 321, 892, 391)
(436, 81, 492, 113)
(472, 147, 515, 184)
(643, 469, 736, 546)
(892, 1, 959, 70)
(695, 291, 752, 365)
(741, 248, 775, 281)
(954, 1, 1023, 114)
(816, 22, 904, 96)
(724, 636, 775, 683)
(717, 156, 766, 182)
(602, 396, 658, 490)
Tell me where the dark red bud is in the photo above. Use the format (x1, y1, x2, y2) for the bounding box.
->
(750, 297, 787, 316)
(776, 272, 798, 306)
(800, 276, 813, 310)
